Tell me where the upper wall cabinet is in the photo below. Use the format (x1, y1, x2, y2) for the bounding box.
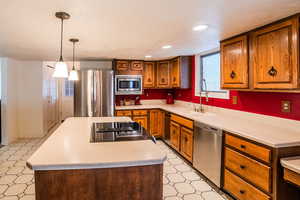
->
(251, 17, 299, 89)
(220, 14, 300, 92)
(131, 61, 143, 71)
(115, 60, 143, 75)
(116, 60, 129, 72)
(115, 56, 192, 89)
(157, 61, 171, 88)
(171, 57, 192, 89)
(143, 62, 156, 88)
(220, 35, 249, 89)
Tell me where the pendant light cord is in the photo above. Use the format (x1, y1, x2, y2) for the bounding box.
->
(59, 18, 64, 62)
(72, 41, 75, 70)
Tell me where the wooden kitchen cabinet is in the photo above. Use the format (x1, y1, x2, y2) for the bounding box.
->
(171, 56, 192, 88)
(170, 121, 181, 151)
(133, 116, 148, 130)
(221, 35, 249, 89)
(180, 127, 193, 161)
(170, 114, 194, 162)
(143, 62, 156, 88)
(130, 61, 143, 71)
(223, 132, 300, 200)
(116, 60, 129, 72)
(116, 110, 132, 117)
(251, 16, 299, 89)
(157, 61, 171, 88)
(149, 109, 165, 137)
(220, 14, 300, 92)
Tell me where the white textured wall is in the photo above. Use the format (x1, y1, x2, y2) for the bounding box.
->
(17, 61, 44, 139)
(1, 58, 20, 144)
(79, 61, 112, 70)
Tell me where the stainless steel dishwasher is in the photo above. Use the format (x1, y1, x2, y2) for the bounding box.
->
(193, 121, 223, 187)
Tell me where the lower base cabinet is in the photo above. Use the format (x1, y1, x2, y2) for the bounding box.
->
(223, 133, 300, 200)
(132, 116, 148, 130)
(170, 121, 181, 151)
(116, 109, 165, 137)
(224, 169, 270, 200)
(170, 114, 194, 162)
(180, 127, 193, 161)
(149, 109, 165, 137)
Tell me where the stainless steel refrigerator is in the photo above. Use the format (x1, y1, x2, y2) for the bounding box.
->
(74, 69, 114, 117)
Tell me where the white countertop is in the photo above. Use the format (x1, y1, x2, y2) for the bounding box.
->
(27, 117, 167, 171)
(116, 103, 300, 148)
(281, 157, 300, 174)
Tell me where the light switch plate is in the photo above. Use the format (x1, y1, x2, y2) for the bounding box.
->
(281, 101, 291, 113)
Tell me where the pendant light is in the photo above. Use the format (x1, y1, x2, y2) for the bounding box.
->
(68, 38, 79, 81)
(53, 12, 70, 78)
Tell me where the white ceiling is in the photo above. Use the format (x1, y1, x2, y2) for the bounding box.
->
(0, 0, 299, 61)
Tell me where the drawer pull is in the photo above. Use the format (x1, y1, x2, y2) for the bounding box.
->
(239, 190, 245, 194)
(240, 165, 246, 170)
(240, 144, 246, 149)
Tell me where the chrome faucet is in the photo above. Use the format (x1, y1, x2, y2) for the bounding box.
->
(198, 78, 209, 113)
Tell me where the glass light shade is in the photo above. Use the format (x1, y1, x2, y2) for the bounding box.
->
(53, 61, 69, 78)
(68, 69, 79, 81)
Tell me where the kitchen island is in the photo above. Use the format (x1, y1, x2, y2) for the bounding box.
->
(27, 117, 166, 200)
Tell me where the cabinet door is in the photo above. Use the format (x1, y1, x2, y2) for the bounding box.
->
(221, 35, 249, 89)
(171, 58, 180, 87)
(143, 62, 156, 88)
(116, 61, 129, 72)
(133, 116, 148, 130)
(158, 110, 165, 137)
(131, 61, 143, 71)
(170, 121, 181, 151)
(180, 127, 193, 162)
(157, 61, 171, 88)
(150, 110, 160, 136)
(252, 17, 299, 89)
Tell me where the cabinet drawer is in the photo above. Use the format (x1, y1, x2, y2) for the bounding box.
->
(225, 134, 271, 163)
(224, 169, 270, 200)
(170, 114, 193, 129)
(225, 148, 271, 193)
(132, 110, 148, 116)
(116, 110, 132, 117)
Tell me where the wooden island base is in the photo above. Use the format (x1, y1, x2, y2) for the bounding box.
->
(35, 164, 163, 200)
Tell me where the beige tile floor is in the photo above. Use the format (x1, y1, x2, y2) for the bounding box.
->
(0, 138, 228, 200)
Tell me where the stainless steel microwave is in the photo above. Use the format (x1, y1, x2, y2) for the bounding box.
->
(115, 75, 143, 95)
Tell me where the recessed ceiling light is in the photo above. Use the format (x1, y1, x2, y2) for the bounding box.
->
(193, 24, 208, 31)
(162, 45, 172, 49)
(145, 55, 152, 58)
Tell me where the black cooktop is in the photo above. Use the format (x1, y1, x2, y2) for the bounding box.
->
(90, 122, 154, 143)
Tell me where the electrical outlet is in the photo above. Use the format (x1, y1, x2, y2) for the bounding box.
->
(281, 101, 291, 113)
(232, 96, 238, 105)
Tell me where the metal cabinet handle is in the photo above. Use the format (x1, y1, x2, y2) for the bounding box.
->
(268, 66, 277, 76)
(230, 71, 236, 79)
(240, 144, 246, 149)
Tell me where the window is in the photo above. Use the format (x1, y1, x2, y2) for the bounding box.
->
(64, 80, 74, 97)
(195, 51, 229, 99)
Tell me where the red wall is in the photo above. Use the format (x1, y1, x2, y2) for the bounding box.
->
(175, 56, 300, 121)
